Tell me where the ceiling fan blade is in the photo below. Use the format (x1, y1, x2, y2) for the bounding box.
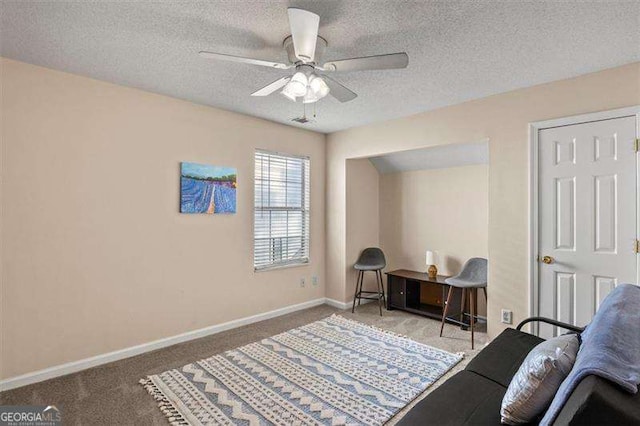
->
(251, 77, 291, 96)
(323, 76, 357, 103)
(287, 8, 320, 62)
(199, 51, 291, 70)
(323, 52, 409, 72)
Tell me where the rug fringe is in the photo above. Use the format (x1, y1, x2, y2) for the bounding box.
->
(139, 378, 190, 425)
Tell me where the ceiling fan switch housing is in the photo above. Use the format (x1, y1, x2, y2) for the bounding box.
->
(283, 35, 327, 65)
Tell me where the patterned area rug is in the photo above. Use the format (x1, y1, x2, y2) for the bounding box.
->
(140, 315, 462, 425)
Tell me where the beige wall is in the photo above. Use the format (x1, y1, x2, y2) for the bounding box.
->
(2, 57, 639, 381)
(345, 159, 380, 302)
(0, 58, 326, 380)
(327, 62, 640, 338)
(379, 165, 488, 314)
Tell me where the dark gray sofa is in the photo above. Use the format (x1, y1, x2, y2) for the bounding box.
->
(397, 318, 640, 425)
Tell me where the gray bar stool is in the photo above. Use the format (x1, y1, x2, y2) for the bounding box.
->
(352, 247, 387, 316)
(440, 257, 487, 349)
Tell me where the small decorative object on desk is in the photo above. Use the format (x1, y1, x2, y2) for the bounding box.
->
(426, 250, 438, 278)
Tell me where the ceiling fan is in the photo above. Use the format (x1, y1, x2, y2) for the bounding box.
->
(199, 8, 409, 105)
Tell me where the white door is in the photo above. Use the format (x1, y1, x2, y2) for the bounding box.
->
(538, 115, 638, 338)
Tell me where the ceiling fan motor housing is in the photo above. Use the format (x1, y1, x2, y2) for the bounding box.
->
(283, 35, 327, 65)
(295, 63, 316, 77)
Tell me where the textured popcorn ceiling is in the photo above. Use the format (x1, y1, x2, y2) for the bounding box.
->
(1, 1, 639, 133)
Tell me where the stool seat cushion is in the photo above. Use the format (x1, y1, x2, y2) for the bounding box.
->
(445, 277, 487, 288)
(354, 262, 385, 271)
(444, 257, 487, 288)
(353, 247, 386, 271)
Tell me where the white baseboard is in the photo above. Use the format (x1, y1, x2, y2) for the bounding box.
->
(0, 297, 329, 392)
(325, 297, 375, 310)
(324, 298, 351, 309)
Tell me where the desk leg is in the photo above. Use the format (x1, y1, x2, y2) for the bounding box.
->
(386, 274, 393, 310)
(378, 270, 387, 309)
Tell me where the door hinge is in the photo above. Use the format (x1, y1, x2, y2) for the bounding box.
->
(635, 240, 640, 254)
(635, 138, 640, 152)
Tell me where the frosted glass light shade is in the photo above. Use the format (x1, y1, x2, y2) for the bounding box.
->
(309, 75, 330, 98)
(287, 72, 308, 97)
(302, 90, 319, 104)
(281, 73, 330, 103)
(281, 84, 297, 101)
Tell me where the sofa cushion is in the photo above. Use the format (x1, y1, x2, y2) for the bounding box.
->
(501, 334, 580, 424)
(466, 328, 543, 388)
(396, 371, 509, 426)
(553, 375, 640, 425)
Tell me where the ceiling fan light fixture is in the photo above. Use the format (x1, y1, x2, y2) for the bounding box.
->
(309, 75, 330, 98)
(200, 7, 409, 110)
(302, 90, 319, 104)
(280, 84, 298, 101)
(286, 72, 308, 97)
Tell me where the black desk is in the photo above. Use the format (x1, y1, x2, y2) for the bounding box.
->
(386, 269, 466, 324)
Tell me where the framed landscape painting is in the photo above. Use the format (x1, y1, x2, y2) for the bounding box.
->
(180, 162, 237, 214)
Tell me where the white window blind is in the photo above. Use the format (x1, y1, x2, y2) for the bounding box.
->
(254, 150, 310, 270)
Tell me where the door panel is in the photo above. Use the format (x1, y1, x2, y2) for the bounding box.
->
(538, 116, 637, 338)
(555, 272, 575, 327)
(594, 174, 616, 252)
(594, 276, 616, 310)
(555, 177, 575, 250)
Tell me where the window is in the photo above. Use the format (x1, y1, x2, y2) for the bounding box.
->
(254, 150, 310, 270)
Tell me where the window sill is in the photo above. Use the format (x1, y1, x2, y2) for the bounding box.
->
(254, 262, 310, 273)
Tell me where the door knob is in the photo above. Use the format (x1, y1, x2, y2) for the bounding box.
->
(541, 255, 554, 264)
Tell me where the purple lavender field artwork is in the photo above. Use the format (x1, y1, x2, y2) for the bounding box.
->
(180, 162, 237, 214)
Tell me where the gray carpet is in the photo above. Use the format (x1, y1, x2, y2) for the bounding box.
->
(0, 303, 486, 425)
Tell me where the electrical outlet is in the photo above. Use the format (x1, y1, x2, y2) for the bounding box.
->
(299, 278, 306, 288)
(501, 309, 513, 324)
(312, 276, 318, 286)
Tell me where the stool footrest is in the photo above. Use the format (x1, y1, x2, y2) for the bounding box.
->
(352, 268, 387, 316)
(444, 313, 487, 327)
(355, 295, 384, 301)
